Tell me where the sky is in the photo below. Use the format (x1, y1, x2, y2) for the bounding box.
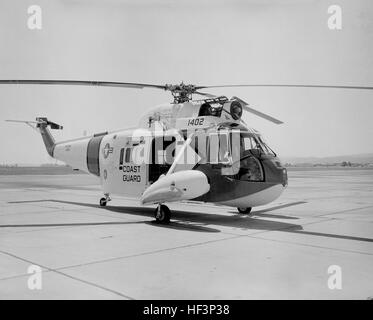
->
(0, 0, 372, 164)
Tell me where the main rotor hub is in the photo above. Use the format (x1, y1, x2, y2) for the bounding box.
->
(165, 82, 197, 103)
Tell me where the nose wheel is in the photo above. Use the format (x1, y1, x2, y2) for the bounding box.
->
(237, 207, 252, 215)
(154, 204, 171, 224)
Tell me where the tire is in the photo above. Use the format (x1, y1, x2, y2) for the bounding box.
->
(154, 205, 171, 223)
(237, 207, 252, 214)
(99, 198, 107, 207)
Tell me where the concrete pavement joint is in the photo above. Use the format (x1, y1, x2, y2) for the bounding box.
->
(0, 249, 135, 300)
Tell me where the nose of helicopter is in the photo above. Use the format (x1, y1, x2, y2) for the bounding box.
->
(261, 156, 288, 187)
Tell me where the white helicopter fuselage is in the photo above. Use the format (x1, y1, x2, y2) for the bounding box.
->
(49, 99, 287, 208)
(2, 78, 370, 222)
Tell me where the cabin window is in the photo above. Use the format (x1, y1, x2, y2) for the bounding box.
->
(125, 148, 132, 163)
(198, 102, 223, 117)
(119, 148, 125, 165)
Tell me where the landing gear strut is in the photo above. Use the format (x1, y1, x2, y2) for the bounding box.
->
(154, 204, 171, 224)
(99, 194, 111, 207)
(237, 207, 252, 215)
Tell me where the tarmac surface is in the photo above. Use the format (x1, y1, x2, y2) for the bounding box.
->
(0, 169, 372, 299)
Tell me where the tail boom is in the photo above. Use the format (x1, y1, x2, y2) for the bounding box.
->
(6, 117, 100, 175)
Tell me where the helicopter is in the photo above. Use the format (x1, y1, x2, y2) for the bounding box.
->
(2, 80, 372, 223)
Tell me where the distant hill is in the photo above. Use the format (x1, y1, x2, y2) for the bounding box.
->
(0, 165, 84, 175)
(281, 153, 373, 165)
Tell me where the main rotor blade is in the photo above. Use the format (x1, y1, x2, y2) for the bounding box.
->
(2, 81, 372, 91)
(243, 105, 283, 124)
(196, 84, 373, 90)
(194, 91, 217, 98)
(0, 80, 167, 90)
(232, 96, 283, 124)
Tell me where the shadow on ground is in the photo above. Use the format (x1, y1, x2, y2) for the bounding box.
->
(8, 199, 305, 234)
(6, 199, 373, 243)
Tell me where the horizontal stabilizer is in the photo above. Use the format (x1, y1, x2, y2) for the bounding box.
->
(36, 117, 63, 130)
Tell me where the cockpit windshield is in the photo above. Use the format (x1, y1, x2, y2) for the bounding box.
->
(240, 133, 276, 156)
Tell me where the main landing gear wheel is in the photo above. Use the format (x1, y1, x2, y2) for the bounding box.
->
(99, 198, 107, 207)
(100, 194, 111, 207)
(237, 207, 252, 214)
(154, 204, 171, 224)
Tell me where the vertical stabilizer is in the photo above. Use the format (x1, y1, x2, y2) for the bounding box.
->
(36, 119, 55, 157)
(35, 117, 63, 157)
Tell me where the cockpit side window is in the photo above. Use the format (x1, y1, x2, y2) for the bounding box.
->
(243, 137, 252, 150)
(207, 132, 231, 164)
(190, 132, 208, 164)
(239, 156, 264, 181)
(219, 134, 230, 163)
